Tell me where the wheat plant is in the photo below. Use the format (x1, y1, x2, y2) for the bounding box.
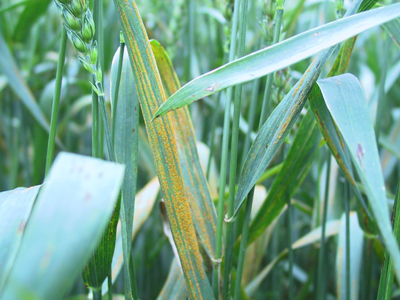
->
(1, 0, 400, 299)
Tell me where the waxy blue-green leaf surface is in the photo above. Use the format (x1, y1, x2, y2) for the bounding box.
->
(316, 73, 400, 282)
(383, 18, 400, 48)
(231, 48, 332, 219)
(0, 186, 40, 292)
(0, 152, 124, 300)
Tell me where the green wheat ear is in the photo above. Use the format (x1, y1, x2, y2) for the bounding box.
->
(53, 0, 103, 96)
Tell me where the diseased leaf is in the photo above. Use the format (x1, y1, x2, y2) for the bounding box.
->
(0, 152, 124, 300)
(113, 1, 214, 298)
(151, 40, 218, 261)
(153, 3, 400, 118)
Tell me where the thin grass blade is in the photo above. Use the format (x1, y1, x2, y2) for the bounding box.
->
(383, 18, 400, 48)
(13, 0, 51, 42)
(377, 183, 400, 299)
(245, 219, 341, 296)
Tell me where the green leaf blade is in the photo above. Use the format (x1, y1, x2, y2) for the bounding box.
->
(0, 186, 40, 291)
(153, 3, 400, 118)
(0, 33, 50, 133)
(246, 110, 321, 244)
(1, 152, 124, 300)
(110, 44, 140, 298)
(316, 73, 400, 282)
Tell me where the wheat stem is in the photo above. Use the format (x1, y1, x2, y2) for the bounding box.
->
(45, 28, 67, 175)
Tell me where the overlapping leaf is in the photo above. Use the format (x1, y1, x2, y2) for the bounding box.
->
(245, 219, 341, 296)
(113, 1, 214, 298)
(315, 73, 400, 281)
(0, 186, 40, 291)
(336, 212, 364, 300)
(383, 18, 400, 48)
(151, 40, 218, 260)
(101, 177, 160, 294)
(110, 45, 139, 298)
(157, 259, 188, 300)
(0, 152, 124, 299)
(244, 110, 321, 244)
(153, 3, 400, 118)
(0, 33, 49, 132)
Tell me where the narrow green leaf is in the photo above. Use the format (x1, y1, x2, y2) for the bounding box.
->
(315, 73, 400, 282)
(151, 40, 218, 260)
(1, 152, 124, 300)
(153, 3, 400, 118)
(82, 199, 121, 292)
(336, 212, 364, 300)
(0, 32, 50, 133)
(101, 177, 160, 294)
(358, 0, 378, 12)
(383, 18, 400, 49)
(233, 0, 375, 221)
(309, 36, 376, 234)
(244, 110, 320, 244)
(113, 1, 214, 298)
(110, 45, 139, 299)
(377, 184, 400, 300)
(0, 186, 40, 291)
(231, 47, 332, 220)
(156, 259, 188, 300)
(13, 0, 51, 42)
